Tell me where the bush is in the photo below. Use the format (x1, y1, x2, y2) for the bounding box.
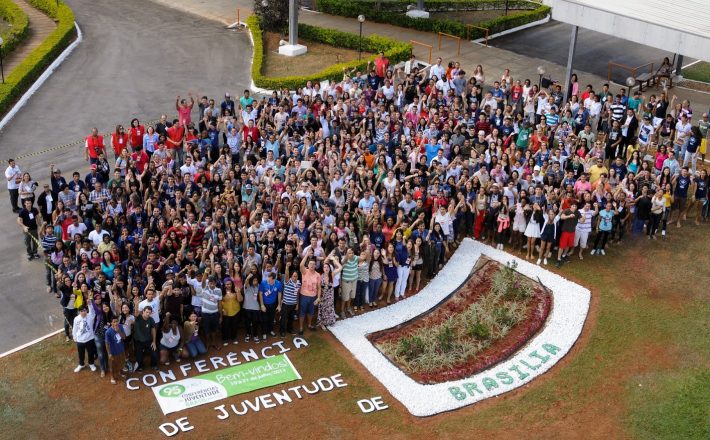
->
(0, 0, 29, 56)
(246, 15, 410, 91)
(467, 321, 490, 340)
(0, 0, 76, 116)
(316, 0, 551, 40)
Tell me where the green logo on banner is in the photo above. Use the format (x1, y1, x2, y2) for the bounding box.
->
(152, 354, 302, 415)
(159, 384, 186, 398)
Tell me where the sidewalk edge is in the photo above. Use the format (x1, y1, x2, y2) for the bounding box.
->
(0, 329, 63, 358)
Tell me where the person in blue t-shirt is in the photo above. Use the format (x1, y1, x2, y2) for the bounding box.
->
(104, 317, 126, 385)
(258, 273, 283, 339)
(591, 202, 616, 256)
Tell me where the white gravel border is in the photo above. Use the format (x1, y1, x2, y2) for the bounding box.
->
(329, 238, 591, 417)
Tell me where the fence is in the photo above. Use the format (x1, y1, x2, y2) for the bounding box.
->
(466, 24, 490, 46)
(438, 32, 461, 56)
(409, 39, 432, 65)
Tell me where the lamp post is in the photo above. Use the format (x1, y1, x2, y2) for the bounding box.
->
(505, 0, 509, 16)
(0, 37, 4, 84)
(537, 65, 545, 89)
(358, 15, 365, 61)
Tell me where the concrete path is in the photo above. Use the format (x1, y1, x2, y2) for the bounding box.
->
(151, 0, 710, 111)
(0, 0, 252, 353)
(2, 0, 57, 75)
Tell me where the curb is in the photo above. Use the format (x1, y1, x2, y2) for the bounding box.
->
(0, 329, 63, 359)
(239, 20, 278, 96)
(0, 22, 83, 132)
(473, 14, 550, 45)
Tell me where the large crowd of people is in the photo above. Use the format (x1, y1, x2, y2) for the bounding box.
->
(6, 53, 708, 384)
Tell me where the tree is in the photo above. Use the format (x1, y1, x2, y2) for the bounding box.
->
(254, 0, 289, 32)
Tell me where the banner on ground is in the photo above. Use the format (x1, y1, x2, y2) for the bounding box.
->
(152, 354, 301, 415)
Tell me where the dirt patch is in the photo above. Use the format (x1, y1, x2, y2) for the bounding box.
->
(262, 32, 373, 78)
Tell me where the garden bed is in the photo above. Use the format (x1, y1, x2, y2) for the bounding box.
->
(262, 31, 372, 78)
(368, 257, 552, 384)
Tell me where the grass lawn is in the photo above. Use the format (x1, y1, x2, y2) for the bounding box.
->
(262, 32, 372, 78)
(682, 61, 710, 83)
(1, 223, 708, 439)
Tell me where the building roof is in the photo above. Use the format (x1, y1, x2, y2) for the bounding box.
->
(544, 0, 710, 61)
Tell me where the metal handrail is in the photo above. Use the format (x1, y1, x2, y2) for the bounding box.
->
(465, 24, 490, 46)
(438, 32, 461, 56)
(409, 39, 433, 65)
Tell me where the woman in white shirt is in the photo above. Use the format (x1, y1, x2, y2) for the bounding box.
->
(18, 172, 37, 206)
(159, 317, 181, 366)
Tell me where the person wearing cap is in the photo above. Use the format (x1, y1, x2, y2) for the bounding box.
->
(221, 92, 235, 117)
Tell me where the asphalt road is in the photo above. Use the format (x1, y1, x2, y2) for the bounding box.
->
(0, 0, 251, 353)
(492, 20, 681, 84)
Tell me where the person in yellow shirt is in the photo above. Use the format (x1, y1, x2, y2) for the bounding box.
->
(220, 279, 243, 346)
(588, 157, 609, 187)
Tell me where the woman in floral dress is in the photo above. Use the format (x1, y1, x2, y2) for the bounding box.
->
(318, 253, 341, 330)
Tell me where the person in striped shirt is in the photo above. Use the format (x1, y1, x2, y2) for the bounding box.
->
(340, 248, 359, 318)
(41, 224, 58, 296)
(279, 261, 300, 337)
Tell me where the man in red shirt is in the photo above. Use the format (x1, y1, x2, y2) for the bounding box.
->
(131, 146, 149, 174)
(166, 120, 186, 166)
(85, 127, 105, 165)
(242, 119, 259, 144)
(374, 51, 390, 86)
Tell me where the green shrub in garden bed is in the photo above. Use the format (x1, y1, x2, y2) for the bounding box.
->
(247, 15, 410, 91)
(0, 0, 29, 56)
(0, 0, 76, 116)
(316, 0, 551, 40)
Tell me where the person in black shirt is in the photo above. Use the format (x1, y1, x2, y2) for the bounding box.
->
(633, 185, 652, 235)
(17, 199, 40, 260)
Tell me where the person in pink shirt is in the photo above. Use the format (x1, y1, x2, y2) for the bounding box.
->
(574, 173, 592, 197)
(175, 93, 194, 126)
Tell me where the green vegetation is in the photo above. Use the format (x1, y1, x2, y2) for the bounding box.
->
(0, 0, 76, 116)
(0, 0, 29, 56)
(316, 0, 551, 40)
(379, 261, 535, 373)
(682, 61, 710, 83)
(247, 15, 410, 90)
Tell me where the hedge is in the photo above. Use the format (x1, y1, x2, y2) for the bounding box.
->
(0, 0, 30, 56)
(247, 15, 410, 91)
(316, 0, 551, 40)
(0, 0, 76, 115)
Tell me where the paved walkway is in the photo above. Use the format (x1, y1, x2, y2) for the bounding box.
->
(150, 0, 710, 110)
(3, 0, 56, 75)
(0, 0, 252, 353)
